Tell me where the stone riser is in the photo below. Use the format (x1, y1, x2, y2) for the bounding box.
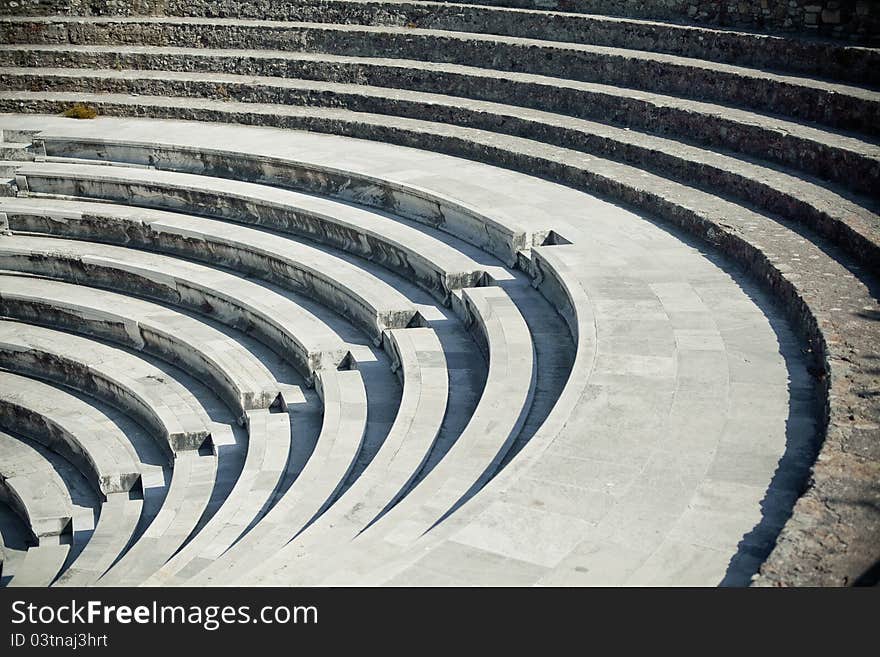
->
(3, 47, 874, 139)
(2, 0, 876, 50)
(45, 0, 880, 73)
(0, 400, 141, 497)
(7, 78, 877, 272)
(32, 137, 542, 265)
(0, 341, 207, 458)
(15, 164, 490, 311)
(415, 0, 880, 43)
(0, 293, 280, 422)
(0, 228, 351, 380)
(2, 18, 876, 92)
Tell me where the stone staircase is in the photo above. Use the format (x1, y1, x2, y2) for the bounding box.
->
(0, 0, 875, 587)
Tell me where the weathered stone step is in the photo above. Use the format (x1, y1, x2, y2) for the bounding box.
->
(2, 16, 877, 108)
(54, 491, 143, 586)
(116, 0, 880, 78)
(6, 543, 69, 587)
(7, 69, 878, 261)
(97, 449, 218, 585)
(0, 128, 38, 144)
(27, 129, 539, 268)
(13, 159, 494, 304)
(0, 206, 450, 498)
(0, 141, 33, 161)
(246, 284, 535, 584)
(0, 319, 215, 458)
(10, 96, 867, 585)
(5, 44, 875, 137)
(0, 430, 74, 544)
(0, 370, 144, 496)
(5, 91, 878, 274)
(189, 367, 369, 585)
(1, 0, 872, 45)
(1, 13, 875, 87)
(0, 199, 416, 366)
(266, 246, 591, 582)
(0, 368, 169, 583)
(0, 274, 284, 421)
(142, 408, 292, 584)
(226, 326, 449, 572)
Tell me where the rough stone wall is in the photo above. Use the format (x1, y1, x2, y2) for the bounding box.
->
(0, 0, 877, 42)
(543, 0, 879, 40)
(0, 0, 167, 17)
(449, 0, 879, 41)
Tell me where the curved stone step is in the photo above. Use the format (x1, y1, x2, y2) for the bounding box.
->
(14, 108, 855, 585)
(0, 15, 876, 99)
(0, 275, 282, 421)
(6, 67, 878, 200)
(249, 284, 535, 584)
(0, 430, 74, 544)
(112, 0, 879, 81)
(4, 93, 878, 277)
(25, 129, 540, 267)
(0, 196, 436, 343)
(8, 69, 877, 264)
(53, 492, 143, 586)
(340, 244, 602, 584)
(0, 96, 869, 587)
(142, 408, 291, 584)
(0, 223, 424, 532)
(0, 232, 352, 377)
(0, 371, 143, 496)
(6, 43, 875, 140)
(0, 320, 214, 458)
(0, 116, 838, 586)
(268, 225, 809, 587)
(439, 0, 875, 40)
(188, 367, 369, 585)
(97, 449, 218, 585)
(12, 160, 493, 305)
(256, 326, 449, 564)
(6, 543, 69, 587)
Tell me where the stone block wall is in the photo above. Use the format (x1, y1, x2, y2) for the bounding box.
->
(0, 0, 167, 16)
(554, 1, 878, 40)
(0, 1, 876, 47)
(467, 0, 878, 41)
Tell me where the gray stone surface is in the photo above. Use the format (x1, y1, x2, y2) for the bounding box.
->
(0, 318, 214, 456)
(0, 371, 145, 496)
(1, 0, 876, 43)
(54, 492, 142, 586)
(245, 285, 535, 584)
(143, 409, 291, 584)
(232, 326, 453, 585)
(6, 543, 68, 587)
(8, 66, 874, 267)
(0, 430, 74, 543)
(0, 0, 874, 584)
(0, 274, 282, 419)
(190, 367, 369, 585)
(6, 62, 878, 189)
(0, 14, 875, 90)
(0, 108, 859, 587)
(97, 449, 217, 586)
(13, 159, 493, 305)
(0, 222, 352, 376)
